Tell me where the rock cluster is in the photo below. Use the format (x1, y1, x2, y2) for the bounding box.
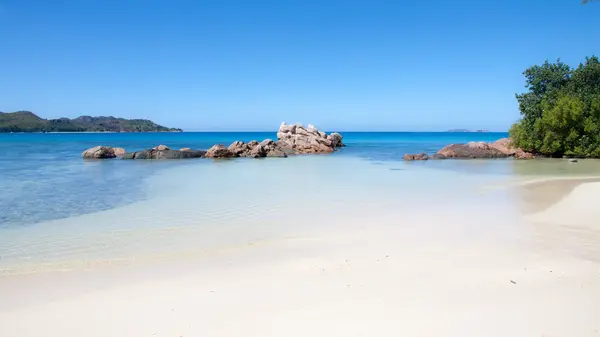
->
(403, 153, 429, 161)
(82, 123, 344, 160)
(82, 146, 126, 159)
(277, 123, 344, 154)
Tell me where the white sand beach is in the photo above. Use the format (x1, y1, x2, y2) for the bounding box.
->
(1, 159, 600, 337)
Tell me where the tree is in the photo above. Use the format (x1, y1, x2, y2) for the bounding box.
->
(510, 57, 600, 157)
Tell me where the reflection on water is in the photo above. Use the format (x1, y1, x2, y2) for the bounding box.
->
(510, 158, 600, 177)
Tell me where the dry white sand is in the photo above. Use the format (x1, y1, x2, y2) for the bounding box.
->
(1, 179, 600, 337)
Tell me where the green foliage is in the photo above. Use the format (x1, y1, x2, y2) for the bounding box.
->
(510, 56, 600, 157)
(0, 111, 182, 133)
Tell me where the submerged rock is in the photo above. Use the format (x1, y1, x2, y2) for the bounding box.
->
(403, 153, 429, 161)
(122, 148, 206, 160)
(82, 146, 119, 159)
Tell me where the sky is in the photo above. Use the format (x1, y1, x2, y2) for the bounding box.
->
(0, 0, 598, 131)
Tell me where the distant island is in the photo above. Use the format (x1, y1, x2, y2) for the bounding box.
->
(446, 129, 470, 132)
(0, 111, 182, 133)
(447, 129, 490, 132)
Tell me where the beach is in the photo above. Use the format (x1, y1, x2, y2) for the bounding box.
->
(1, 153, 600, 337)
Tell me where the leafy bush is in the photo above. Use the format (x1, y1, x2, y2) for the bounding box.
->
(510, 56, 600, 157)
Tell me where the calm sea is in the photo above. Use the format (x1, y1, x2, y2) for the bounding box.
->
(0, 132, 507, 227)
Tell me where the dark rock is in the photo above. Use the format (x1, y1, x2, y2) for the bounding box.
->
(132, 150, 151, 159)
(154, 149, 205, 159)
(327, 132, 344, 147)
(403, 153, 429, 161)
(122, 149, 205, 160)
(569, 158, 578, 163)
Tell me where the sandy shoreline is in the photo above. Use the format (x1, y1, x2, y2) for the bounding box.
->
(1, 170, 600, 336)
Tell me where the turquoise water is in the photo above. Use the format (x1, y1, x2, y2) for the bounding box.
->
(0, 132, 507, 227)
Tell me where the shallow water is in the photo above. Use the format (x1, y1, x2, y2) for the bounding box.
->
(3, 131, 600, 274)
(1, 131, 509, 226)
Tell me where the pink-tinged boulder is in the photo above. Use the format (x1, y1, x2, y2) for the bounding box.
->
(433, 138, 534, 160)
(113, 147, 126, 157)
(204, 144, 235, 158)
(82, 146, 117, 159)
(153, 144, 170, 151)
(435, 142, 508, 159)
(404, 153, 429, 161)
(514, 149, 534, 159)
(180, 147, 192, 151)
(489, 138, 534, 159)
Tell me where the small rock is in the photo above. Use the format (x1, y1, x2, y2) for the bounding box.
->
(510, 280, 516, 284)
(153, 144, 170, 151)
(113, 147, 126, 157)
(569, 159, 578, 163)
(403, 153, 429, 161)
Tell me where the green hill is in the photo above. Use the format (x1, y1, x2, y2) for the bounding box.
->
(0, 111, 182, 132)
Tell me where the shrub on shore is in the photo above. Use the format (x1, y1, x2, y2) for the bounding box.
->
(510, 56, 600, 157)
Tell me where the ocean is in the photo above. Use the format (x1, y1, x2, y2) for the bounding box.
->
(0, 131, 508, 227)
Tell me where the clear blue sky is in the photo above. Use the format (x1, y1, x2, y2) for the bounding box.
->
(1, 0, 597, 131)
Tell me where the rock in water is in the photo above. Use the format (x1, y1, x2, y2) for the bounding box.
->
(82, 146, 118, 159)
(434, 138, 534, 160)
(205, 144, 235, 158)
(404, 153, 429, 161)
(153, 144, 170, 151)
(113, 147, 126, 157)
(122, 148, 206, 159)
(569, 158, 578, 163)
(327, 132, 344, 147)
(228, 141, 250, 157)
(277, 122, 344, 154)
(436, 142, 509, 159)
